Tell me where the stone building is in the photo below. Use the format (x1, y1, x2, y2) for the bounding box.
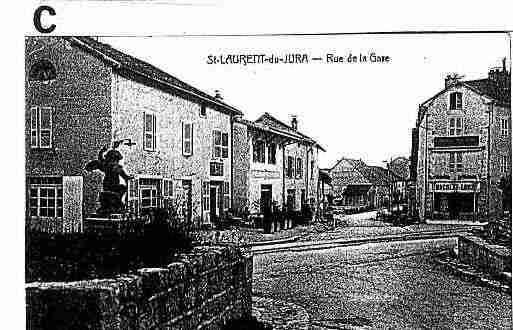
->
(26, 36, 243, 232)
(413, 62, 511, 222)
(388, 156, 410, 205)
(328, 158, 395, 210)
(232, 113, 325, 219)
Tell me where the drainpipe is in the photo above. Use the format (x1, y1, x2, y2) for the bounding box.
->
(487, 102, 493, 220)
(282, 142, 286, 208)
(424, 113, 430, 222)
(282, 140, 296, 209)
(305, 145, 310, 201)
(230, 116, 234, 213)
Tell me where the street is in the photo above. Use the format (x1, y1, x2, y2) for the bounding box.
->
(253, 237, 512, 329)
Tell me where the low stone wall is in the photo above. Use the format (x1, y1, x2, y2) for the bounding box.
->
(458, 234, 512, 276)
(26, 245, 252, 329)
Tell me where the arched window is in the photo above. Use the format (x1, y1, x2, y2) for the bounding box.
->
(28, 59, 56, 82)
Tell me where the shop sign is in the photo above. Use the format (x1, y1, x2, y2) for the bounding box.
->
(432, 182, 478, 193)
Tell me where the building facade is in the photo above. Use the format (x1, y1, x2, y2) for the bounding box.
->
(232, 113, 324, 219)
(26, 36, 242, 232)
(414, 63, 511, 221)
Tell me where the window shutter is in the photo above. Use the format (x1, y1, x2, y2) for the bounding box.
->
(153, 114, 157, 150)
(191, 123, 194, 155)
(39, 107, 52, 148)
(30, 106, 38, 147)
(62, 176, 83, 233)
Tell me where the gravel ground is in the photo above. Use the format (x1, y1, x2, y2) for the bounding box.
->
(253, 239, 512, 330)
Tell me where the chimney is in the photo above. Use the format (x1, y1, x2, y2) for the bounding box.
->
(214, 89, 223, 100)
(489, 58, 510, 83)
(445, 73, 462, 88)
(291, 115, 298, 130)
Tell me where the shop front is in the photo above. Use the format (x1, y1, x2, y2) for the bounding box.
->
(430, 181, 480, 221)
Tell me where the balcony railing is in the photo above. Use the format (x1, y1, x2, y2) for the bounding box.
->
(433, 135, 479, 148)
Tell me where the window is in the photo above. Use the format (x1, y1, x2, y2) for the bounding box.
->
(311, 160, 315, 177)
(268, 143, 276, 164)
(210, 162, 224, 176)
(182, 123, 193, 156)
(286, 189, 296, 211)
(223, 181, 230, 210)
(213, 130, 229, 159)
(163, 179, 173, 198)
(28, 177, 63, 217)
(222, 132, 229, 158)
(139, 178, 160, 208)
(287, 156, 295, 178)
(30, 106, 52, 148)
(200, 104, 207, 117)
(449, 92, 462, 110)
(202, 181, 210, 211)
(449, 152, 463, 172)
(448, 117, 463, 136)
(253, 140, 265, 163)
(29, 59, 56, 82)
(144, 113, 156, 151)
(296, 158, 303, 178)
(501, 118, 509, 137)
(500, 155, 509, 174)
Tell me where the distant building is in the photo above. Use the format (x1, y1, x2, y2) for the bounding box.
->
(328, 158, 396, 210)
(388, 156, 410, 205)
(26, 37, 242, 232)
(232, 113, 325, 220)
(413, 61, 511, 221)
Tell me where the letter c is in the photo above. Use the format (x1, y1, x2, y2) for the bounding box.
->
(34, 6, 56, 33)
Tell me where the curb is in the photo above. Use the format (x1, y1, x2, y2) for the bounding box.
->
(251, 229, 469, 254)
(433, 257, 512, 294)
(246, 235, 300, 247)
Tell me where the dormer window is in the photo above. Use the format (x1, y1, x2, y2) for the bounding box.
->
(449, 92, 462, 110)
(29, 59, 56, 82)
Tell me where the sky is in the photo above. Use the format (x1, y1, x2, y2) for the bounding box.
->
(100, 33, 510, 168)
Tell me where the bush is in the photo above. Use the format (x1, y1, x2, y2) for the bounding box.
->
(26, 208, 193, 282)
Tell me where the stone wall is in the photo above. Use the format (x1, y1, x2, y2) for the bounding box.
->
(458, 235, 511, 276)
(26, 245, 252, 330)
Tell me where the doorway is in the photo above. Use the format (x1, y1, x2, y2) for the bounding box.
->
(210, 182, 223, 225)
(260, 185, 272, 214)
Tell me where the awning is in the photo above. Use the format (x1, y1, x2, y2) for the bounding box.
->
(342, 185, 371, 195)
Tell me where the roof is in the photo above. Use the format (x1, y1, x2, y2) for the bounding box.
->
(329, 157, 367, 172)
(329, 157, 398, 187)
(388, 157, 410, 180)
(356, 165, 397, 186)
(67, 37, 243, 116)
(464, 78, 510, 105)
(236, 117, 305, 141)
(255, 112, 326, 151)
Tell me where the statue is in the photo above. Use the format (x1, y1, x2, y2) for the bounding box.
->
(85, 142, 134, 215)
